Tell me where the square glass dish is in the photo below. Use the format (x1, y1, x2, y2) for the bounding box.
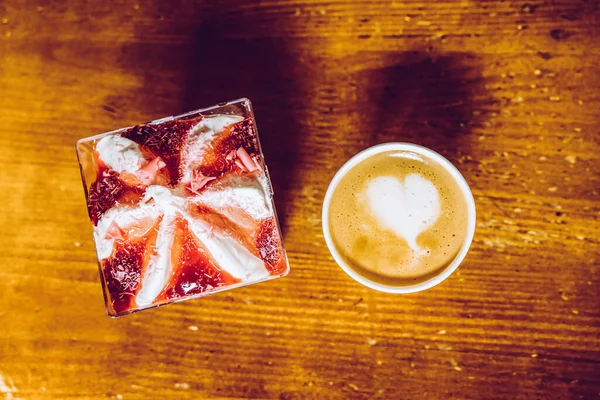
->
(76, 98, 289, 317)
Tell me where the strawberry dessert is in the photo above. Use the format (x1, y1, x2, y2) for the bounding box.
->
(76, 99, 289, 316)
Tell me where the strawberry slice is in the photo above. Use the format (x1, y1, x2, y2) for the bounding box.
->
(188, 203, 257, 249)
(122, 117, 202, 185)
(158, 217, 240, 302)
(255, 217, 287, 275)
(189, 202, 284, 276)
(197, 119, 260, 178)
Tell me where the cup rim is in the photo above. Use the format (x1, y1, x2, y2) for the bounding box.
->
(321, 142, 476, 293)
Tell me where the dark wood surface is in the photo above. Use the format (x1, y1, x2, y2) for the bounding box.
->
(0, 0, 599, 399)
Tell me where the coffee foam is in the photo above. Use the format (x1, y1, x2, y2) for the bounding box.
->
(366, 174, 440, 252)
(327, 150, 469, 285)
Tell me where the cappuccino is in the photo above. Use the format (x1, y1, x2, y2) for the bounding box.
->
(323, 143, 475, 291)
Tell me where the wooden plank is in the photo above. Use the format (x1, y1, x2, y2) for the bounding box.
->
(0, 0, 598, 399)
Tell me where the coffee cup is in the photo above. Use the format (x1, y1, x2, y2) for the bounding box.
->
(322, 143, 476, 293)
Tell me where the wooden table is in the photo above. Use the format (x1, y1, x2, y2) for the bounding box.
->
(1, 0, 599, 399)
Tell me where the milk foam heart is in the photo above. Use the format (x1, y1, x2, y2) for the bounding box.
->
(366, 174, 441, 252)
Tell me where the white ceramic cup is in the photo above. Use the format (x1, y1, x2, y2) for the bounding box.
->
(322, 143, 476, 293)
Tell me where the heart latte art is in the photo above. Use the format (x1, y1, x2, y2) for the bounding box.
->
(366, 174, 440, 254)
(328, 150, 469, 285)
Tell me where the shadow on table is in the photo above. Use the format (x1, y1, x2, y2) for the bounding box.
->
(357, 50, 489, 163)
(114, 3, 307, 236)
(182, 33, 306, 237)
(111, 4, 309, 397)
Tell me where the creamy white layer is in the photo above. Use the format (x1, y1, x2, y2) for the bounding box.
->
(181, 115, 244, 183)
(96, 135, 145, 174)
(196, 174, 272, 221)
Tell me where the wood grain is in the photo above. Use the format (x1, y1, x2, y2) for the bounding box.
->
(0, 0, 599, 399)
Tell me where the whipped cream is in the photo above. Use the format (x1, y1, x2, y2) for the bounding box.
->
(134, 186, 188, 306)
(181, 115, 244, 183)
(96, 135, 145, 174)
(197, 174, 272, 221)
(135, 213, 177, 307)
(94, 204, 161, 260)
(188, 222, 270, 281)
(196, 114, 244, 136)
